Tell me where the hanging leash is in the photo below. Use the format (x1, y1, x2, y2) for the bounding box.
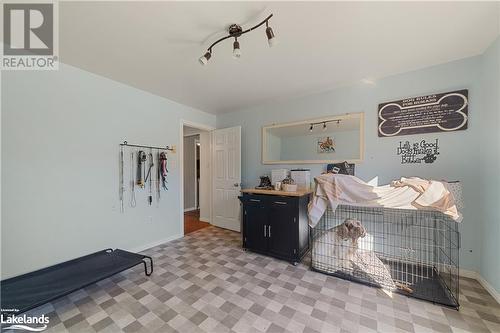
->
(137, 151, 146, 188)
(130, 151, 137, 207)
(159, 152, 168, 190)
(119, 146, 125, 213)
(146, 151, 154, 206)
(156, 151, 161, 204)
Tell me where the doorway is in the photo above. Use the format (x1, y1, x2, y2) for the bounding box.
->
(182, 124, 212, 235)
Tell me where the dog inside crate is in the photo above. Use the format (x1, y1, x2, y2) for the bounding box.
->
(308, 174, 461, 308)
(311, 205, 460, 308)
(313, 220, 397, 291)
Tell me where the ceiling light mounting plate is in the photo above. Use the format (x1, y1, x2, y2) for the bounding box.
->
(228, 24, 243, 37)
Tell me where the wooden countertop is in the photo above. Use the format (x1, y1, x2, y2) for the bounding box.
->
(241, 188, 312, 197)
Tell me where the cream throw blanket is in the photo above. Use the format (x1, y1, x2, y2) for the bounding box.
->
(308, 174, 462, 227)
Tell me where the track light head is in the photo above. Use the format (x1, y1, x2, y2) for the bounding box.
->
(323, 122, 327, 131)
(233, 39, 241, 59)
(309, 124, 313, 132)
(198, 51, 211, 66)
(266, 25, 276, 47)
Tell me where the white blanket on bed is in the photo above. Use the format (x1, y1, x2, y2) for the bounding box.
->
(308, 174, 462, 227)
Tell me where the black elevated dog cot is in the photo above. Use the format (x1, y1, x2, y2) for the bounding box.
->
(1, 249, 153, 315)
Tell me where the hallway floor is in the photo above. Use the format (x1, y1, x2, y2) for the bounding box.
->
(184, 210, 210, 235)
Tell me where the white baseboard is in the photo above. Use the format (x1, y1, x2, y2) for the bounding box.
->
(199, 216, 211, 223)
(460, 269, 500, 304)
(477, 274, 500, 304)
(184, 207, 197, 212)
(129, 234, 183, 253)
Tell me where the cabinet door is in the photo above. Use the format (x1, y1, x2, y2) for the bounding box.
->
(243, 202, 268, 253)
(268, 199, 296, 260)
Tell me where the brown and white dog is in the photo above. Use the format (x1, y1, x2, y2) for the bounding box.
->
(331, 218, 367, 269)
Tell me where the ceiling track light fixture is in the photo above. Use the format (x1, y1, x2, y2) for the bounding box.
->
(309, 119, 342, 132)
(198, 14, 276, 65)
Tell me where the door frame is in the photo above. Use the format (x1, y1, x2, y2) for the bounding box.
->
(179, 120, 215, 236)
(194, 137, 200, 209)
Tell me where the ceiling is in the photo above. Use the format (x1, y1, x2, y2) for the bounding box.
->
(60, 2, 499, 115)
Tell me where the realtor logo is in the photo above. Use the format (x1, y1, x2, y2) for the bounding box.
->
(1, 312, 49, 332)
(2, 2, 58, 70)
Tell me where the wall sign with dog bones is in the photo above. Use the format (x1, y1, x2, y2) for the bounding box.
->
(378, 89, 468, 137)
(397, 139, 440, 164)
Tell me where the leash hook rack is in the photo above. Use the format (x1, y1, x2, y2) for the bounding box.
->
(120, 141, 175, 153)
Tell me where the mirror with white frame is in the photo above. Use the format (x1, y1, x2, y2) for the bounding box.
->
(262, 113, 364, 164)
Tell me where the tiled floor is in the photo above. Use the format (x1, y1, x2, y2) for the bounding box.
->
(16, 227, 500, 333)
(184, 210, 210, 235)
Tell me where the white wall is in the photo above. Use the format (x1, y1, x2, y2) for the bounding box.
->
(183, 135, 198, 210)
(217, 55, 484, 274)
(1, 63, 215, 279)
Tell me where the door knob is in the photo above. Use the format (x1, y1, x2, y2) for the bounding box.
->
(234, 183, 240, 187)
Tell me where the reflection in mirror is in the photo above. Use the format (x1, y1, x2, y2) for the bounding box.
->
(263, 113, 364, 164)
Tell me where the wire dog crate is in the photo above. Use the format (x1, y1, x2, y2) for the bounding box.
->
(311, 205, 460, 308)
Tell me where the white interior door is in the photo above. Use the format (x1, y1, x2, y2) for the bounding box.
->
(212, 126, 241, 232)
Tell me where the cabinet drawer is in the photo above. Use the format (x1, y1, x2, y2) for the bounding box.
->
(240, 194, 269, 205)
(268, 196, 297, 207)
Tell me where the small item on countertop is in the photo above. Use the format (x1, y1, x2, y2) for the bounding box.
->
(282, 175, 297, 192)
(271, 169, 289, 185)
(282, 175, 295, 185)
(291, 169, 311, 190)
(274, 182, 282, 191)
(256, 176, 273, 190)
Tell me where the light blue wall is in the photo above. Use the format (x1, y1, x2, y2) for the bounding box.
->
(479, 36, 500, 292)
(217, 55, 484, 273)
(2, 63, 216, 278)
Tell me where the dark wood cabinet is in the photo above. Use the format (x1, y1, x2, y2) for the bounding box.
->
(239, 191, 310, 265)
(243, 200, 267, 252)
